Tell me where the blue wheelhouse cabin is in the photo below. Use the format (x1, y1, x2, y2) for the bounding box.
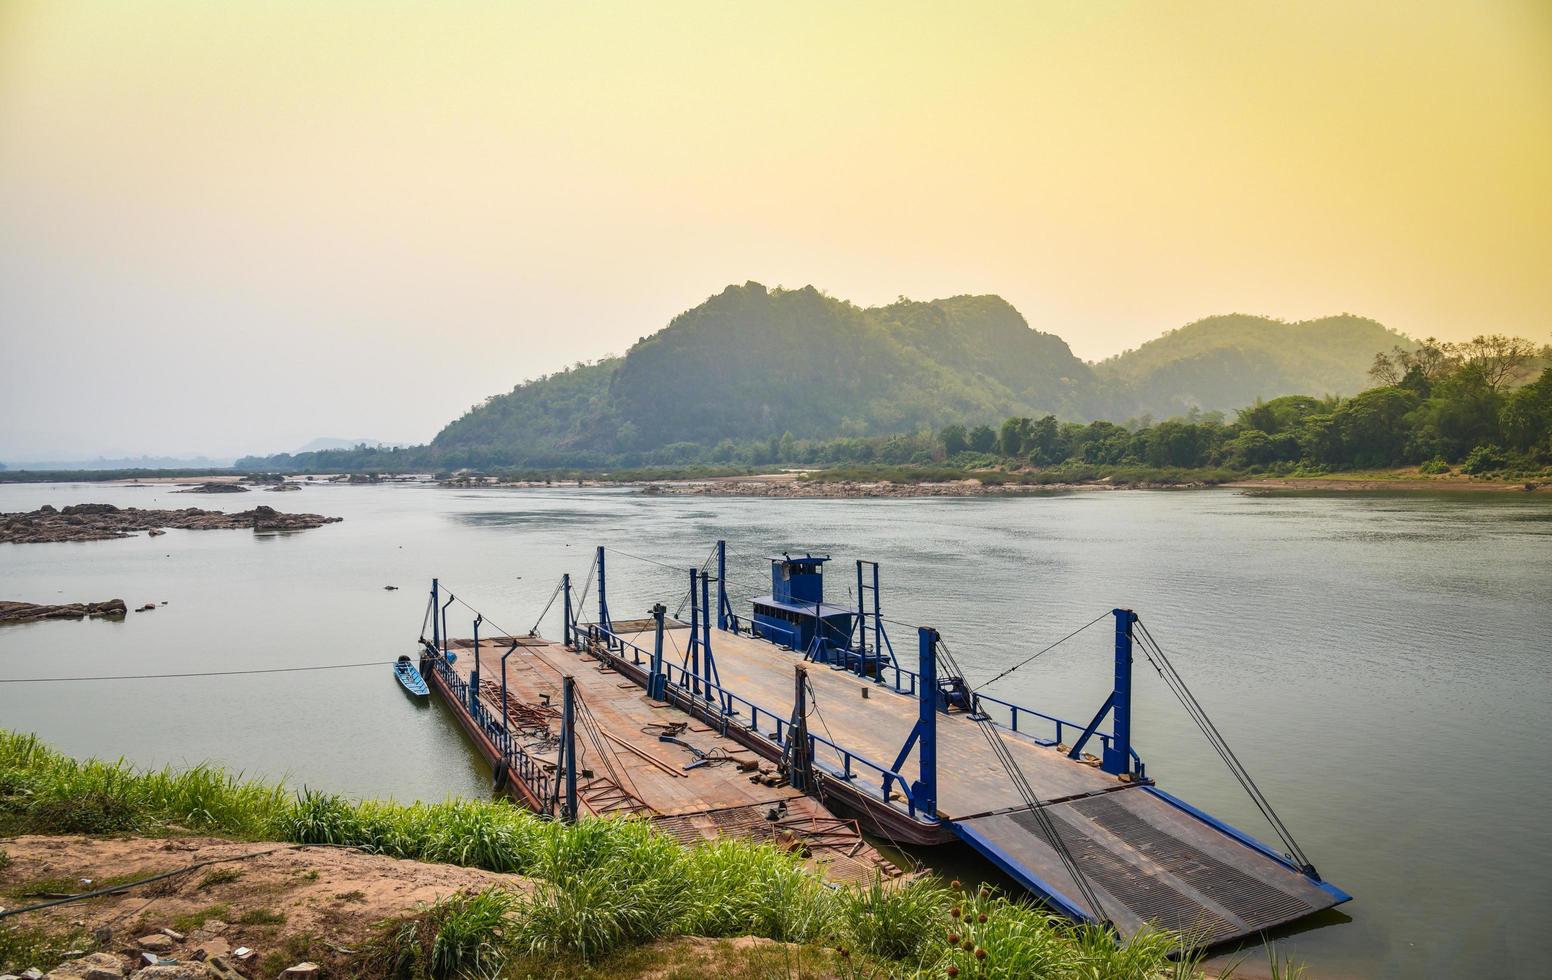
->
(750, 554, 855, 658)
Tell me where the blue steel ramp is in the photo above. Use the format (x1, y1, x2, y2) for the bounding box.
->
(953, 785, 1349, 947)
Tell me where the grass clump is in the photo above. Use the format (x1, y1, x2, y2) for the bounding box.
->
(360, 887, 518, 980)
(236, 908, 287, 926)
(0, 921, 91, 975)
(170, 904, 231, 933)
(197, 867, 243, 889)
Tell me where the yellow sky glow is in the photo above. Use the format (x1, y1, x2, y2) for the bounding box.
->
(1, 1, 1548, 455)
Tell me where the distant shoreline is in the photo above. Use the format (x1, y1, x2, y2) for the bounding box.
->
(3, 469, 1545, 497)
(632, 473, 1548, 498)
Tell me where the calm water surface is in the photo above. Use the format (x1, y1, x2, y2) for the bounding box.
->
(2, 482, 1549, 978)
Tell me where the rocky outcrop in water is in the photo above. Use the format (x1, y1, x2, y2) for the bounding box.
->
(0, 503, 342, 543)
(176, 482, 249, 493)
(0, 599, 128, 623)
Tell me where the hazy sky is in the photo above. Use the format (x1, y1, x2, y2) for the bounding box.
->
(2, 2, 1548, 459)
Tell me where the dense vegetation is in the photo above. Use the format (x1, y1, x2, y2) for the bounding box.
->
(950, 336, 1552, 477)
(0, 730, 1226, 978)
(233, 284, 1419, 473)
(1094, 313, 1411, 418)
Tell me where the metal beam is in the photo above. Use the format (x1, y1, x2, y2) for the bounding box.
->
(561, 675, 578, 822)
(470, 615, 483, 712)
(561, 573, 573, 648)
(788, 665, 810, 791)
(688, 568, 701, 697)
(500, 639, 518, 742)
(700, 566, 717, 695)
(649, 603, 667, 700)
(440, 592, 455, 660)
(596, 546, 611, 638)
(716, 540, 728, 631)
(430, 579, 441, 651)
(916, 626, 939, 816)
(1104, 609, 1137, 776)
(1067, 609, 1138, 777)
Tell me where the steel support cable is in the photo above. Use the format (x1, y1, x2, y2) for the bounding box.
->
(419, 594, 433, 643)
(931, 638, 1108, 923)
(574, 561, 596, 621)
(1133, 619, 1314, 872)
(1135, 622, 1313, 870)
(0, 661, 396, 683)
(1132, 627, 1293, 861)
(448, 594, 525, 645)
(668, 544, 716, 621)
(969, 714, 1109, 924)
(1131, 623, 1290, 845)
(528, 576, 566, 636)
(974, 612, 1112, 691)
(606, 547, 694, 572)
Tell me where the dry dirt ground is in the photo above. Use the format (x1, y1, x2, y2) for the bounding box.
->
(1, 837, 861, 980)
(0, 835, 531, 977)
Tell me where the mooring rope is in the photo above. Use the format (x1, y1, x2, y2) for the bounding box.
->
(0, 661, 395, 683)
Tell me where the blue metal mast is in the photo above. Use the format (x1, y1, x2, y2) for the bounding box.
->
(500, 639, 518, 742)
(916, 626, 938, 814)
(430, 578, 441, 651)
(700, 568, 715, 694)
(688, 568, 701, 697)
(888, 626, 940, 818)
(1106, 608, 1136, 777)
(649, 602, 667, 700)
(440, 592, 455, 661)
(716, 539, 729, 631)
(1067, 608, 1138, 777)
(561, 573, 573, 648)
(470, 614, 483, 714)
(595, 546, 612, 640)
(561, 675, 578, 822)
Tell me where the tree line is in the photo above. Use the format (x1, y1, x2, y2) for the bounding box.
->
(235, 334, 1551, 477)
(937, 335, 1551, 476)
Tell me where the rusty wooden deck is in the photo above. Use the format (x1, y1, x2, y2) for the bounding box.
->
(437, 635, 901, 884)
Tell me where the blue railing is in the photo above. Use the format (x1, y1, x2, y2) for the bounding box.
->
(580, 619, 1146, 812)
(585, 624, 931, 821)
(428, 653, 557, 813)
(819, 651, 1146, 774)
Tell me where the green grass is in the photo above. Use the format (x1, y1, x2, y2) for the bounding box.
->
(197, 867, 244, 889)
(0, 921, 92, 975)
(170, 904, 232, 933)
(236, 908, 287, 926)
(0, 729, 1278, 978)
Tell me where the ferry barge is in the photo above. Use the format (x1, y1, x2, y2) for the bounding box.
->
(419, 541, 1349, 947)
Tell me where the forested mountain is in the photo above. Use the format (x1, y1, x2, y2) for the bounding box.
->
(240, 286, 1424, 471)
(1096, 314, 1412, 418)
(429, 283, 1096, 466)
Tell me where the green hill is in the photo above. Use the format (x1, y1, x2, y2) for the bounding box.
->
(1095, 314, 1413, 418)
(431, 283, 1094, 464)
(240, 289, 1417, 471)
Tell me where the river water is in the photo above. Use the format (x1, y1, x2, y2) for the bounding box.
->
(1, 481, 1548, 977)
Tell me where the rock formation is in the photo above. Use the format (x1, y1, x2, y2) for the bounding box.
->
(0, 599, 128, 623)
(0, 503, 342, 543)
